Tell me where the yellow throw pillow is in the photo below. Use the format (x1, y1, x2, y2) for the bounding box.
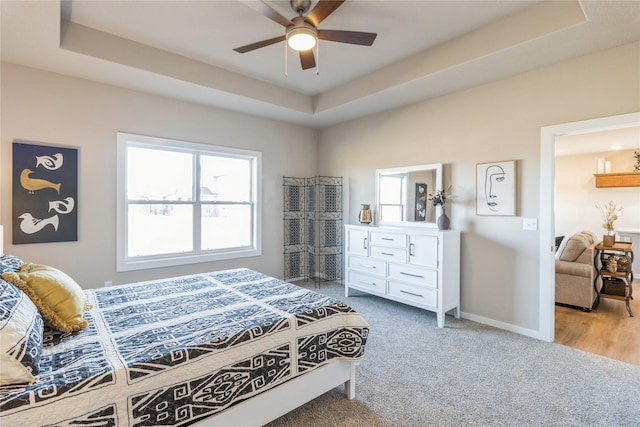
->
(2, 263, 88, 333)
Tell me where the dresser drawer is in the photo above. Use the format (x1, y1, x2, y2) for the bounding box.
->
(388, 281, 437, 307)
(348, 270, 386, 294)
(370, 231, 406, 248)
(370, 246, 407, 262)
(348, 255, 386, 276)
(388, 263, 437, 288)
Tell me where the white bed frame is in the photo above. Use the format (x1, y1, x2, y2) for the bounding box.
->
(195, 360, 358, 426)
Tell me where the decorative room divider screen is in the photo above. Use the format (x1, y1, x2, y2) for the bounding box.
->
(283, 176, 343, 285)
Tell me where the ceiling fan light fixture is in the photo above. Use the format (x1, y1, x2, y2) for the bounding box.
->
(286, 21, 317, 51)
(288, 31, 316, 51)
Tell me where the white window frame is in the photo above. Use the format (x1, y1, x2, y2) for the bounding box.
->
(116, 132, 261, 272)
(378, 173, 407, 222)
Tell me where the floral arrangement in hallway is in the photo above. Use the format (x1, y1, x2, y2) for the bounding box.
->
(596, 201, 623, 234)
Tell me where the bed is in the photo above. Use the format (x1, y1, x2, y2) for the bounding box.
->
(0, 257, 369, 427)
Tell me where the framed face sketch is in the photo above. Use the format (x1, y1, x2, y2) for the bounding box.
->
(476, 160, 516, 216)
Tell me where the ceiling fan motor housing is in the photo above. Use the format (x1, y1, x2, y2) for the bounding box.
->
(291, 0, 312, 15)
(286, 17, 318, 51)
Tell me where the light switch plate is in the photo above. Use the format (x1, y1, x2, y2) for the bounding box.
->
(523, 218, 537, 230)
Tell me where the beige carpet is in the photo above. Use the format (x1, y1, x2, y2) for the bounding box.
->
(265, 282, 640, 427)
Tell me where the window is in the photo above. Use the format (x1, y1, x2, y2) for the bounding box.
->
(378, 174, 406, 222)
(117, 132, 261, 272)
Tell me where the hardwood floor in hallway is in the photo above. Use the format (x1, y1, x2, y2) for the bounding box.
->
(554, 280, 640, 366)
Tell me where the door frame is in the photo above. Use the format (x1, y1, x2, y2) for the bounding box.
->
(539, 112, 640, 342)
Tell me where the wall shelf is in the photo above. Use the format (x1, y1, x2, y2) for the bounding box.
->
(593, 172, 640, 188)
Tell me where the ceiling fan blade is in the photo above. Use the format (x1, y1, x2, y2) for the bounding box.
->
(299, 50, 316, 70)
(318, 29, 377, 46)
(240, 0, 292, 27)
(233, 35, 286, 53)
(306, 0, 345, 27)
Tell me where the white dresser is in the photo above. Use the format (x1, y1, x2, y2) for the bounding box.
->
(344, 224, 461, 327)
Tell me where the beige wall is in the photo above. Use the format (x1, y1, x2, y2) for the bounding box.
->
(2, 41, 639, 335)
(318, 41, 640, 332)
(1, 63, 318, 287)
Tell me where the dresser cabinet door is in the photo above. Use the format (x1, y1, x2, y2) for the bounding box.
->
(348, 229, 369, 257)
(408, 234, 438, 268)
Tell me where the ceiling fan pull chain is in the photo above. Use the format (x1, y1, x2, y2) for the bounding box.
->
(284, 42, 288, 77)
(316, 42, 319, 76)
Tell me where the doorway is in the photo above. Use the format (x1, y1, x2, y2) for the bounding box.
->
(539, 112, 640, 342)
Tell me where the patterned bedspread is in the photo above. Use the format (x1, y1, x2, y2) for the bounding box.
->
(0, 268, 369, 426)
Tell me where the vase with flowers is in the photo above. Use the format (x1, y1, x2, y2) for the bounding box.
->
(597, 201, 622, 246)
(429, 186, 452, 230)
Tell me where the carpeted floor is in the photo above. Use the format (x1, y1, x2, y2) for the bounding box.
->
(265, 282, 640, 427)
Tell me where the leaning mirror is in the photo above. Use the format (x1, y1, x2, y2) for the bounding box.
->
(375, 163, 443, 227)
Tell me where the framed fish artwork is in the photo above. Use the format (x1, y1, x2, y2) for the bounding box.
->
(12, 141, 78, 244)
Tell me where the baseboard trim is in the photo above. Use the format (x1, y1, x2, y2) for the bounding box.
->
(460, 311, 544, 341)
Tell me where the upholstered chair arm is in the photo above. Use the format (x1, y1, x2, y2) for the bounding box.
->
(574, 244, 596, 265)
(555, 260, 594, 278)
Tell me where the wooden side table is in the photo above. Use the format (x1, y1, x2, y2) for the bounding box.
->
(593, 241, 634, 316)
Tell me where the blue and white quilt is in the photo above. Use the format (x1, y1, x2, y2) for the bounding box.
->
(0, 268, 369, 426)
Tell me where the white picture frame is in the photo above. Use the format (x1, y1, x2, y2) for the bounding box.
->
(476, 160, 516, 216)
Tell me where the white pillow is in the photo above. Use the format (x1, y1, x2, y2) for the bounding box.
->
(0, 279, 43, 385)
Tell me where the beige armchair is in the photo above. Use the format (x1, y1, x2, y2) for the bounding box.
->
(555, 231, 600, 310)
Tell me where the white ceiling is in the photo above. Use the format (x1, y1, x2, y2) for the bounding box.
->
(2, 1, 640, 129)
(556, 126, 640, 157)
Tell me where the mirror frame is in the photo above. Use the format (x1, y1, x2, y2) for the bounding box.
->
(375, 163, 443, 227)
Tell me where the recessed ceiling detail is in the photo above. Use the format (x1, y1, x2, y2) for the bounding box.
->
(2, 1, 638, 128)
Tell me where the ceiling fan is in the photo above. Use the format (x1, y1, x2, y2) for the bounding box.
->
(233, 0, 377, 70)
